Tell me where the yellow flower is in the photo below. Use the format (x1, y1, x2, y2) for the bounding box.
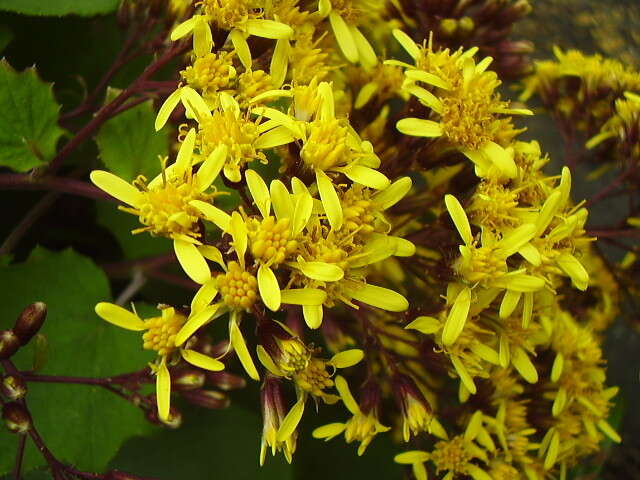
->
(313, 375, 390, 455)
(390, 29, 532, 179)
(94, 302, 225, 422)
(260, 375, 297, 465)
(90, 128, 227, 284)
(318, 0, 378, 67)
(170, 2, 294, 70)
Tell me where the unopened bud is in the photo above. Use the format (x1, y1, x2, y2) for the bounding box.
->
(14, 302, 47, 346)
(182, 390, 230, 409)
(439, 18, 457, 37)
(458, 17, 475, 35)
(206, 371, 247, 391)
(147, 404, 182, 429)
(2, 402, 31, 434)
(1, 375, 27, 400)
(0, 330, 20, 360)
(496, 40, 535, 55)
(171, 368, 205, 391)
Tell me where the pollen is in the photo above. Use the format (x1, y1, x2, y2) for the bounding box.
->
(216, 261, 259, 311)
(130, 174, 205, 240)
(236, 70, 274, 108)
(440, 90, 493, 150)
(294, 357, 334, 397)
(469, 182, 519, 229)
(430, 436, 473, 475)
(181, 51, 236, 96)
(142, 309, 187, 356)
(248, 216, 298, 266)
(276, 338, 312, 375)
(301, 119, 349, 171)
(201, 0, 251, 30)
(198, 110, 265, 179)
(341, 185, 376, 235)
(457, 245, 507, 283)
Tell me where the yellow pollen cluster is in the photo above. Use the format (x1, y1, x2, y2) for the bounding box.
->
(133, 177, 204, 239)
(470, 182, 519, 228)
(430, 436, 473, 474)
(199, 110, 264, 170)
(216, 261, 259, 310)
(276, 339, 311, 375)
(440, 93, 493, 150)
(457, 245, 507, 283)
(142, 310, 187, 356)
(290, 37, 330, 84)
(201, 0, 251, 30)
(237, 70, 274, 107)
(294, 357, 334, 397)
(301, 120, 349, 171)
(341, 186, 376, 234)
(181, 52, 235, 94)
(249, 216, 297, 265)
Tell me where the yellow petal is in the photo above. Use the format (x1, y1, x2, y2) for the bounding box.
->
(254, 125, 295, 149)
(373, 177, 412, 210)
(312, 423, 346, 440)
(318, 82, 335, 121)
(483, 141, 517, 178)
(193, 16, 213, 57)
(175, 303, 219, 346)
(155, 88, 182, 131)
(296, 261, 344, 282)
(335, 375, 360, 414)
(190, 200, 231, 231)
(330, 350, 364, 369)
(156, 360, 171, 422)
(470, 343, 500, 365)
(497, 223, 536, 257)
(404, 69, 450, 89)
(343, 165, 390, 190)
(512, 347, 538, 384)
(404, 84, 443, 113)
(396, 118, 443, 138)
(230, 211, 248, 263)
(318, 0, 332, 17)
(467, 465, 492, 480)
(292, 191, 313, 235)
(174, 128, 196, 174)
(556, 253, 589, 291)
(444, 194, 472, 246)
(442, 287, 471, 346)
(256, 345, 284, 376)
(302, 304, 324, 329)
(245, 169, 271, 218)
(519, 242, 541, 266)
(499, 290, 521, 319)
(551, 353, 564, 382)
(230, 317, 259, 380)
(464, 411, 484, 441)
(196, 145, 227, 192)
(543, 430, 560, 470)
(329, 12, 358, 63)
(270, 179, 294, 221)
(276, 398, 305, 442)
(90, 171, 142, 207)
(597, 420, 621, 443)
(181, 348, 225, 371)
(258, 264, 281, 311)
(281, 288, 327, 305)
(174, 239, 211, 284)
(394, 451, 429, 464)
(451, 355, 476, 394)
(95, 302, 146, 331)
(230, 29, 252, 69)
(180, 86, 211, 121)
(355, 82, 377, 109)
(270, 39, 289, 88)
(405, 316, 441, 334)
(170, 16, 196, 41)
(316, 169, 343, 230)
(344, 283, 408, 312)
(492, 272, 544, 292)
(350, 25, 377, 68)
(245, 19, 293, 39)
(392, 29, 419, 59)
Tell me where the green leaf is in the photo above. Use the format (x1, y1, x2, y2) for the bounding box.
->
(0, 247, 155, 475)
(0, 0, 119, 16)
(96, 201, 172, 260)
(95, 99, 169, 182)
(0, 24, 12, 52)
(109, 404, 294, 479)
(0, 60, 65, 172)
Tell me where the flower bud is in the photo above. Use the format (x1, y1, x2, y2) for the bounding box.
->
(13, 302, 47, 346)
(2, 402, 31, 434)
(182, 389, 230, 409)
(392, 374, 433, 442)
(260, 375, 296, 466)
(146, 402, 182, 429)
(0, 330, 20, 360)
(1, 375, 27, 400)
(206, 371, 247, 391)
(171, 368, 205, 391)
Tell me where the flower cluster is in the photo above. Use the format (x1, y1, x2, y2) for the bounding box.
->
(88, 0, 623, 477)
